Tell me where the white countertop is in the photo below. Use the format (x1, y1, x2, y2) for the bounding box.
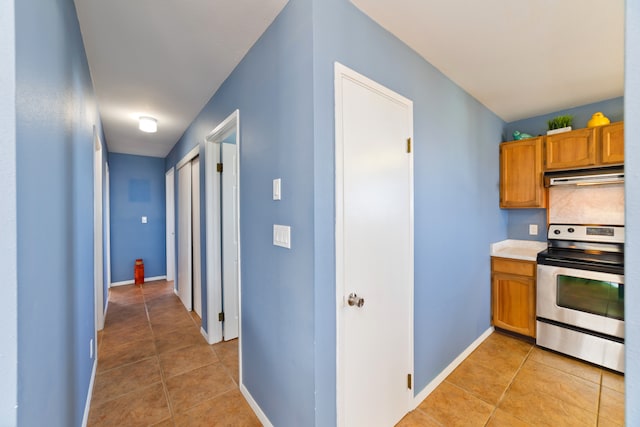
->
(490, 239, 547, 262)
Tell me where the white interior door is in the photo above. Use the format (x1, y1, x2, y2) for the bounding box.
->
(204, 110, 240, 345)
(177, 162, 193, 311)
(222, 142, 239, 340)
(192, 157, 202, 317)
(335, 63, 414, 427)
(165, 168, 175, 282)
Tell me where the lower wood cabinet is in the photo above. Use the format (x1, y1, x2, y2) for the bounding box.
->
(491, 257, 536, 338)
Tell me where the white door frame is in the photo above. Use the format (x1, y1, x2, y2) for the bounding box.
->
(105, 162, 111, 291)
(165, 167, 176, 282)
(204, 110, 241, 345)
(93, 127, 104, 332)
(192, 156, 202, 316)
(334, 63, 414, 426)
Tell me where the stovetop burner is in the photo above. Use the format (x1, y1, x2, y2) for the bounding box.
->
(537, 224, 625, 275)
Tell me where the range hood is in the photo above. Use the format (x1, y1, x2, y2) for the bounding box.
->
(544, 166, 624, 187)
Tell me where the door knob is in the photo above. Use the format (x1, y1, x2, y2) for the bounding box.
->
(347, 293, 365, 308)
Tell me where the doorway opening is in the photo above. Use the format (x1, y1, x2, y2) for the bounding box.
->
(205, 110, 241, 345)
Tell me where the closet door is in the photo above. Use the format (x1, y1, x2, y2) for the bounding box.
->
(177, 162, 192, 311)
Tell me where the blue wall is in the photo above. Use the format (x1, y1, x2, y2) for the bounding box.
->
(625, 1, 640, 424)
(15, 0, 102, 424)
(311, 1, 506, 423)
(110, 153, 166, 282)
(504, 97, 624, 141)
(166, 0, 506, 424)
(165, 1, 315, 425)
(503, 97, 625, 242)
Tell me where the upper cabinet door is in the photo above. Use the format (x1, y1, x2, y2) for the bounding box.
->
(545, 127, 597, 170)
(500, 137, 546, 209)
(600, 122, 625, 165)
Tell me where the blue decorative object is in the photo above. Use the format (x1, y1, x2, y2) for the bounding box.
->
(512, 130, 533, 140)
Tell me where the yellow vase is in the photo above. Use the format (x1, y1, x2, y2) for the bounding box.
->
(587, 112, 611, 128)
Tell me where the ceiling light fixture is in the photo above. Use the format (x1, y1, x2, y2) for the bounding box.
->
(139, 116, 157, 133)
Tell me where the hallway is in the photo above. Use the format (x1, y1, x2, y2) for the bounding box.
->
(88, 280, 259, 426)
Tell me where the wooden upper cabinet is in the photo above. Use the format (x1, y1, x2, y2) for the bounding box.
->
(600, 121, 624, 165)
(545, 127, 597, 170)
(500, 137, 546, 208)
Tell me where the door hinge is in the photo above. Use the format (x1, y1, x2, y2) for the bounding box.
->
(407, 373, 412, 390)
(218, 312, 225, 322)
(217, 162, 223, 173)
(407, 137, 412, 153)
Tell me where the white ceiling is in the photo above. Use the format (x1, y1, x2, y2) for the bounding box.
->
(351, 0, 624, 122)
(75, 0, 624, 157)
(74, 0, 289, 157)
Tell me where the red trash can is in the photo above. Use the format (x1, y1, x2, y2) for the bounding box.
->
(134, 259, 144, 285)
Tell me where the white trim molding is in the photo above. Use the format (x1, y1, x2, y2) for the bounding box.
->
(81, 359, 98, 427)
(240, 384, 273, 427)
(412, 327, 494, 407)
(176, 145, 200, 170)
(110, 275, 167, 287)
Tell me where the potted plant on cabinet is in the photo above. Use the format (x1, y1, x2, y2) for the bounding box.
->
(547, 115, 573, 135)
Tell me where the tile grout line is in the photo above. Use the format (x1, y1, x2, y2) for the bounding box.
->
(484, 342, 535, 426)
(94, 282, 246, 426)
(412, 407, 445, 427)
(141, 284, 177, 426)
(596, 370, 603, 426)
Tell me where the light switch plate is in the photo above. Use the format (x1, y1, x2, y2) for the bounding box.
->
(141, 216, 148, 224)
(273, 224, 291, 248)
(529, 224, 538, 235)
(273, 178, 281, 201)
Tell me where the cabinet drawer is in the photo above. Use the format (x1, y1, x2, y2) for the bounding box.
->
(491, 257, 536, 277)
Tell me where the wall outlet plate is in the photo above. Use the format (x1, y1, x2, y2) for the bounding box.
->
(273, 224, 291, 248)
(529, 224, 538, 235)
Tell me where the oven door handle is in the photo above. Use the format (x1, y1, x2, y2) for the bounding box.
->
(538, 258, 624, 275)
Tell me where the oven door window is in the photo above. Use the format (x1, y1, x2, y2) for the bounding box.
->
(556, 275, 624, 320)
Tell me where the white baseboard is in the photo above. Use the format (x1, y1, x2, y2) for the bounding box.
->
(101, 300, 109, 330)
(412, 327, 494, 407)
(240, 383, 273, 427)
(110, 275, 167, 287)
(81, 358, 98, 427)
(200, 327, 212, 344)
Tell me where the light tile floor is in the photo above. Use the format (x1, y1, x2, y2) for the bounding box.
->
(88, 280, 259, 426)
(398, 331, 625, 427)
(90, 280, 625, 426)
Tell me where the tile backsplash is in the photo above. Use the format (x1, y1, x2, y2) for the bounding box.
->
(549, 184, 624, 225)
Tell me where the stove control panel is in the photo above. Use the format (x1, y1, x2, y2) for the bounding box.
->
(547, 224, 624, 243)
